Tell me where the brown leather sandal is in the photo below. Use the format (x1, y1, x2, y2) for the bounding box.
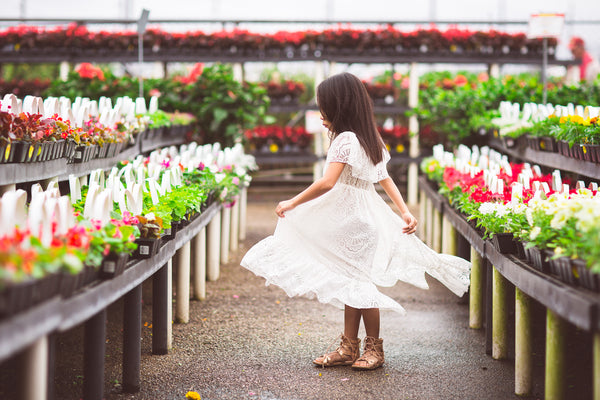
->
(351, 336, 384, 370)
(313, 334, 361, 367)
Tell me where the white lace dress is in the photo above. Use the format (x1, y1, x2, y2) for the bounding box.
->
(241, 131, 470, 314)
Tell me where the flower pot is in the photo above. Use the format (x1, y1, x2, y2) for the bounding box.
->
(491, 232, 518, 254)
(70, 145, 87, 163)
(573, 259, 598, 292)
(59, 271, 80, 298)
(131, 238, 161, 260)
(0, 274, 60, 317)
(0, 279, 36, 317)
(27, 142, 41, 162)
(538, 136, 557, 152)
(524, 245, 550, 273)
(588, 144, 600, 163)
(548, 253, 578, 285)
(31, 273, 61, 304)
(525, 135, 539, 151)
(557, 140, 569, 156)
(40, 141, 52, 161)
(100, 253, 129, 279)
(161, 223, 177, 242)
(5, 141, 29, 163)
(63, 140, 77, 159)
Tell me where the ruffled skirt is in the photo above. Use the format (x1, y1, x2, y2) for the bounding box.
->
(241, 183, 471, 314)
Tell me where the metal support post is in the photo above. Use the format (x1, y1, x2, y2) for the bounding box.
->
(515, 288, 533, 396)
(207, 210, 221, 281)
(152, 263, 169, 355)
(545, 309, 566, 400)
(492, 266, 508, 360)
(220, 206, 231, 264)
(469, 248, 483, 329)
(192, 227, 207, 300)
(84, 309, 106, 400)
(175, 241, 191, 323)
(123, 284, 142, 393)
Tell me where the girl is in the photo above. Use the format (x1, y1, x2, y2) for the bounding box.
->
(241, 72, 470, 370)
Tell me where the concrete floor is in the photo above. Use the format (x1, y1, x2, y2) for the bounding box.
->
(103, 197, 530, 400)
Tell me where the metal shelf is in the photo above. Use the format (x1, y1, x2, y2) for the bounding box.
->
(419, 176, 600, 331)
(0, 130, 189, 186)
(0, 50, 577, 66)
(0, 202, 221, 361)
(488, 138, 600, 180)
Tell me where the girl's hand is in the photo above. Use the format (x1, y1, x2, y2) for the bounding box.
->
(401, 212, 417, 234)
(276, 200, 295, 218)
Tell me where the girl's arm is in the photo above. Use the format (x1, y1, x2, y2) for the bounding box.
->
(378, 177, 418, 234)
(275, 162, 346, 217)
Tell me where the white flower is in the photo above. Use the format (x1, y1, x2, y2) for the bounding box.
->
(529, 226, 541, 240)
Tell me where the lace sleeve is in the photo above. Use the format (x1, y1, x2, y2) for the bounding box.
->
(376, 149, 391, 181)
(328, 133, 353, 164)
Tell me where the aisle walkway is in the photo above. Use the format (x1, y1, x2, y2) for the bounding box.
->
(101, 199, 528, 400)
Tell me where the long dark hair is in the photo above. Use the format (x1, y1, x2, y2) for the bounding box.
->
(317, 72, 384, 165)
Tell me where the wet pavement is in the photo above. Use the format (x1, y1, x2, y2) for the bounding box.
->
(105, 195, 531, 400)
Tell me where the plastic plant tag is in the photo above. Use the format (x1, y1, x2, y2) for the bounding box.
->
(161, 171, 172, 193)
(562, 184, 570, 194)
(511, 182, 523, 203)
(89, 100, 99, 117)
(94, 190, 113, 225)
(551, 170, 562, 191)
(576, 180, 586, 190)
(136, 165, 146, 186)
(31, 183, 44, 202)
(1, 94, 18, 113)
(39, 198, 59, 247)
(589, 182, 599, 191)
(575, 105, 584, 117)
(541, 182, 551, 193)
(135, 97, 147, 114)
(22, 95, 35, 113)
(149, 96, 159, 113)
(533, 181, 541, 192)
(68, 175, 82, 204)
(1, 190, 28, 235)
(148, 179, 160, 205)
(567, 103, 575, 116)
(532, 165, 542, 177)
(57, 196, 74, 234)
(496, 178, 504, 195)
(489, 175, 498, 193)
(83, 185, 100, 219)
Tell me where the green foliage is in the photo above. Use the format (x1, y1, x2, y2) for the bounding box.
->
(415, 72, 600, 148)
(180, 64, 271, 146)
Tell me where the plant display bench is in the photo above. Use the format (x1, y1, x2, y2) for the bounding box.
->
(419, 175, 600, 400)
(0, 131, 250, 400)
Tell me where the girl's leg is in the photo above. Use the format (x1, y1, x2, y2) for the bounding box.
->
(344, 305, 362, 339)
(352, 308, 384, 370)
(361, 308, 380, 338)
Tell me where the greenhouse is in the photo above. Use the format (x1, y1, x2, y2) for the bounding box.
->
(1, 1, 600, 399)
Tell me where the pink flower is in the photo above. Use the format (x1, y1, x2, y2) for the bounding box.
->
(198, 162, 205, 171)
(232, 177, 240, 185)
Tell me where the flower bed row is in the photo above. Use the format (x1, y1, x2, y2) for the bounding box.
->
(0, 141, 255, 318)
(489, 101, 600, 163)
(0, 24, 556, 58)
(0, 96, 194, 164)
(421, 144, 600, 290)
(243, 124, 410, 155)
